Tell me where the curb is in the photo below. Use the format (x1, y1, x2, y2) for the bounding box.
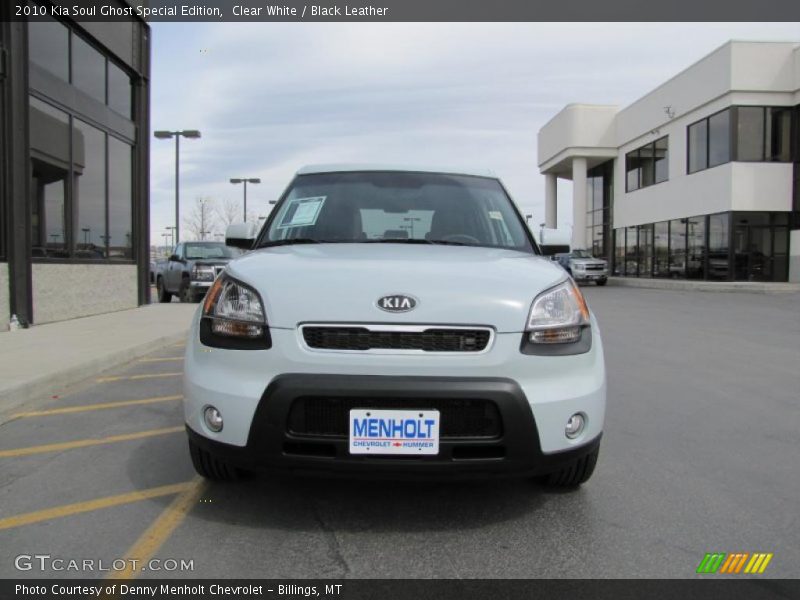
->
(0, 330, 187, 420)
(606, 277, 800, 294)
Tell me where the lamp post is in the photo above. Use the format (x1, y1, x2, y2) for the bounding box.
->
(154, 129, 201, 244)
(402, 216, 421, 238)
(229, 178, 261, 222)
(165, 226, 176, 248)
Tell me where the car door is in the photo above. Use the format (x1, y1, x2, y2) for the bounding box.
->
(166, 243, 184, 291)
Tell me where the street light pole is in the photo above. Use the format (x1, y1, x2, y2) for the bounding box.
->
(154, 129, 202, 244)
(230, 178, 261, 222)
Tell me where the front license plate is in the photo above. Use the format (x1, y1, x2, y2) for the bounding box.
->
(349, 409, 440, 455)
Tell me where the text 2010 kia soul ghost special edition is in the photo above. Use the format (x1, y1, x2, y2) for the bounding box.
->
(183, 166, 606, 487)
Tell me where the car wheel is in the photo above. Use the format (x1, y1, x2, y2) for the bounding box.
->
(596, 278, 607, 286)
(188, 438, 241, 481)
(179, 278, 195, 303)
(537, 444, 599, 488)
(156, 277, 172, 303)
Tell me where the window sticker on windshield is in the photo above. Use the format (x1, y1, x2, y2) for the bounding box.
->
(488, 211, 504, 220)
(277, 196, 326, 228)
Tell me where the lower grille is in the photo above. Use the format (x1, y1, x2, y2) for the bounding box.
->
(288, 397, 503, 439)
(302, 326, 491, 352)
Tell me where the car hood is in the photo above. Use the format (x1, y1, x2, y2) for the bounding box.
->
(225, 244, 568, 332)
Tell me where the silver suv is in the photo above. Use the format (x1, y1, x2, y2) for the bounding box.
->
(555, 250, 609, 286)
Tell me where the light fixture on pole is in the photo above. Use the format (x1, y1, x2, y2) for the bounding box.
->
(154, 129, 202, 244)
(229, 177, 261, 222)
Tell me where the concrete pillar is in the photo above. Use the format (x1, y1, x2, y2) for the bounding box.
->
(544, 173, 557, 229)
(571, 157, 588, 250)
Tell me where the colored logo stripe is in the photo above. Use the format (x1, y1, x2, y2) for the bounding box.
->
(697, 552, 773, 574)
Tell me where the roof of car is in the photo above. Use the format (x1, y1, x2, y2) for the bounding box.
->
(296, 164, 498, 179)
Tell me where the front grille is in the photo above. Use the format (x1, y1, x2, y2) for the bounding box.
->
(288, 397, 503, 439)
(584, 264, 605, 271)
(302, 326, 491, 352)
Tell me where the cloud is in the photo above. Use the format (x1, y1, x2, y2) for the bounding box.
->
(149, 22, 800, 243)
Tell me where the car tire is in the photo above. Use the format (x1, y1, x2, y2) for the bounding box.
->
(156, 277, 172, 303)
(179, 278, 196, 303)
(538, 444, 599, 488)
(188, 438, 241, 481)
(596, 278, 607, 286)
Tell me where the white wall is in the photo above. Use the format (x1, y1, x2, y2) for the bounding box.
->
(0, 263, 9, 332)
(790, 231, 800, 284)
(32, 264, 138, 325)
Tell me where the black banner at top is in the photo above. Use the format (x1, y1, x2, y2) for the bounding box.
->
(9, 0, 800, 22)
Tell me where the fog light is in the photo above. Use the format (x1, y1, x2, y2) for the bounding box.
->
(204, 406, 223, 432)
(565, 413, 585, 439)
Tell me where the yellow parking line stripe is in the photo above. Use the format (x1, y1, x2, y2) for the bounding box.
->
(0, 426, 184, 458)
(138, 357, 184, 363)
(97, 372, 182, 383)
(12, 395, 182, 418)
(108, 477, 207, 580)
(0, 482, 193, 531)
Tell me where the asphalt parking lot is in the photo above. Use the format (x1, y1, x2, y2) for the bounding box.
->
(0, 287, 798, 579)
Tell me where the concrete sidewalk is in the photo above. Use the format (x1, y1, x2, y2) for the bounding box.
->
(607, 277, 800, 294)
(0, 303, 197, 416)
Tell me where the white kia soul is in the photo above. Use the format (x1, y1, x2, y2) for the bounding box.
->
(183, 165, 606, 487)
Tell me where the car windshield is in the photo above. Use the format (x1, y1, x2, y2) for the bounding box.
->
(185, 243, 241, 259)
(572, 249, 594, 258)
(260, 171, 535, 252)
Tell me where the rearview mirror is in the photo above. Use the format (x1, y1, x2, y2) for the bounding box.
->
(169, 254, 181, 262)
(225, 222, 258, 250)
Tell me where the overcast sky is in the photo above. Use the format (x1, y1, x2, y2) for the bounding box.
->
(149, 22, 800, 244)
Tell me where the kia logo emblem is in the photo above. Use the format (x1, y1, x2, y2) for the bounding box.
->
(376, 294, 418, 313)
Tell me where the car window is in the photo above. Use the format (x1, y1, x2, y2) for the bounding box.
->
(261, 171, 534, 252)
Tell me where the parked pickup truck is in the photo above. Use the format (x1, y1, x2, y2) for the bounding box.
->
(156, 241, 242, 303)
(554, 250, 608, 285)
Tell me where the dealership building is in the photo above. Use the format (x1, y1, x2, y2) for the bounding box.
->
(0, 2, 151, 331)
(538, 41, 800, 282)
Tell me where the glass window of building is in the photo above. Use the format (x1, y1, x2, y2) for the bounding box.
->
(686, 216, 705, 280)
(29, 98, 71, 258)
(28, 17, 69, 81)
(638, 224, 653, 278)
(625, 226, 637, 276)
(639, 145, 654, 188)
(614, 229, 625, 276)
(736, 106, 765, 162)
(669, 219, 687, 278)
(707, 110, 731, 168)
(654, 137, 669, 183)
(707, 213, 730, 280)
(767, 108, 792, 162)
(108, 137, 133, 259)
(71, 35, 107, 104)
(688, 120, 708, 173)
(653, 221, 669, 278)
(625, 151, 640, 192)
(73, 120, 107, 258)
(108, 61, 133, 118)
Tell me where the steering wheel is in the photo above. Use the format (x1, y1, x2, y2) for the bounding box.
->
(439, 234, 481, 245)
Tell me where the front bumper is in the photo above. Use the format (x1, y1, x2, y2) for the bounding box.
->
(186, 373, 601, 478)
(572, 270, 608, 282)
(184, 311, 606, 475)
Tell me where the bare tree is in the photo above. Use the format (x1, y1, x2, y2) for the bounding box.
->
(183, 196, 218, 241)
(215, 197, 243, 228)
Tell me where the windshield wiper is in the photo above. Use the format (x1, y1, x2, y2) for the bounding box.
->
(362, 238, 434, 244)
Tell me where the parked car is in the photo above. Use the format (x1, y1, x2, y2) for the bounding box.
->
(156, 241, 242, 303)
(555, 250, 609, 285)
(183, 165, 606, 488)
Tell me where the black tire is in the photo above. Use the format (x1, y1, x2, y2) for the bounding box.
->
(596, 278, 608, 286)
(156, 277, 172, 303)
(538, 444, 599, 488)
(179, 278, 197, 303)
(189, 438, 240, 481)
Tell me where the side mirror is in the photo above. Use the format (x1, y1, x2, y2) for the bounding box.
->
(226, 222, 258, 250)
(169, 254, 181, 262)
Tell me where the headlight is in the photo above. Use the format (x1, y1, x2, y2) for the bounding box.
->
(192, 265, 215, 281)
(573, 263, 585, 270)
(526, 279, 590, 344)
(200, 275, 271, 349)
